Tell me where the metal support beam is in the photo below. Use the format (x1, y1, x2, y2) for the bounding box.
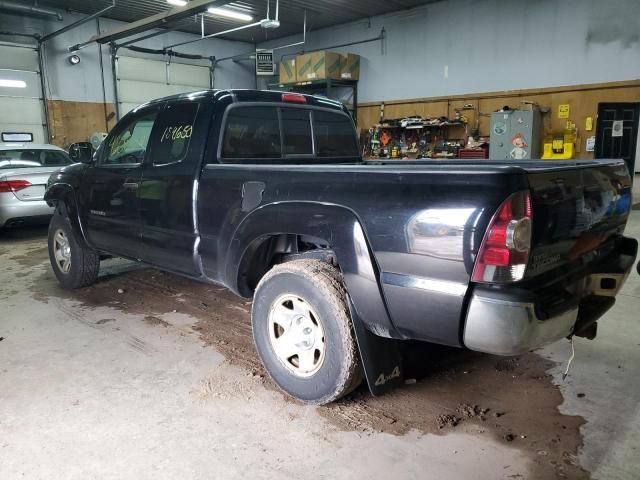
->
(41, 2, 115, 43)
(218, 6, 307, 65)
(97, 18, 111, 133)
(0, 1, 62, 21)
(36, 43, 51, 142)
(272, 9, 306, 52)
(280, 28, 385, 60)
(110, 44, 121, 121)
(209, 57, 215, 88)
(0, 31, 40, 41)
(113, 27, 176, 50)
(73, 0, 230, 49)
(164, 20, 263, 50)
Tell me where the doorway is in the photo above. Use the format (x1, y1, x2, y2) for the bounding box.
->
(595, 102, 640, 175)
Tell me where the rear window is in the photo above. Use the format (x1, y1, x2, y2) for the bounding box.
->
(221, 107, 281, 160)
(219, 105, 358, 164)
(0, 149, 73, 169)
(282, 108, 312, 155)
(314, 110, 358, 157)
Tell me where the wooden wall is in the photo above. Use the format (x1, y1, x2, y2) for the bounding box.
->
(47, 100, 116, 148)
(357, 80, 640, 159)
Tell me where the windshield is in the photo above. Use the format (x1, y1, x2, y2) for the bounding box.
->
(0, 149, 73, 169)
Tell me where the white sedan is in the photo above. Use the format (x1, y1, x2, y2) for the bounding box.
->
(0, 143, 74, 229)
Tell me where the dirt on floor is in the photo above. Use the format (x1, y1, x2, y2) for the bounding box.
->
(26, 254, 588, 480)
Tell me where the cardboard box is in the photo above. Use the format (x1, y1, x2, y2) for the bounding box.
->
(279, 58, 296, 84)
(296, 51, 342, 81)
(340, 53, 360, 80)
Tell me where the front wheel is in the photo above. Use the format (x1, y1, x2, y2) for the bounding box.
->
(48, 210, 100, 289)
(252, 259, 363, 404)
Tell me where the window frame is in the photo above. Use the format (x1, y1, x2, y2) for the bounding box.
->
(98, 105, 161, 168)
(147, 101, 201, 167)
(217, 102, 358, 164)
(219, 105, 283, 162)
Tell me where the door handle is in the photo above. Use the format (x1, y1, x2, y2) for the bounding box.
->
(123, 182, 139, 190)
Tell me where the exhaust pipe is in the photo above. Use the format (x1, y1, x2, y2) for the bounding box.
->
(0, 1, 63, 21)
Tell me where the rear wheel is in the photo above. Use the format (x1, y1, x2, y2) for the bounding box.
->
(48, 210, 100, 289)
(252, 259, 363, 404)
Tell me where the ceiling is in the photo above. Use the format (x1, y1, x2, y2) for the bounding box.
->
(36, 0, 443, 44)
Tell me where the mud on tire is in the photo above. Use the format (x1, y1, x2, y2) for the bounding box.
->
(252, 259, 363, 404)
(48, 209, 100, 289)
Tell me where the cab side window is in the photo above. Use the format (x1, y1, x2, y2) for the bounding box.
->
(150, 102, 199, 165)
(102, 111, 158, 165)
(221, 107, 281, 161)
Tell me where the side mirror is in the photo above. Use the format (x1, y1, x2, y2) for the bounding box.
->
(68, 142, 94, 164)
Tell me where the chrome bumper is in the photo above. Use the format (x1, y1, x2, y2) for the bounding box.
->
(464, 266, 633, 356)
(463, 295, 578, 355)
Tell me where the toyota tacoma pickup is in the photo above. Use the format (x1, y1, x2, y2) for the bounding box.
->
(45, 89, 638, 404)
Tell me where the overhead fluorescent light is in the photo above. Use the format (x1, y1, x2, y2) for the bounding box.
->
(0, 79, 27, 88)
(167, 0, 187, 6)
(207, 7, 253, 22)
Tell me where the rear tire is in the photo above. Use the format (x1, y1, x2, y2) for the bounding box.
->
(252, 259, 363, 404)
(48, 210, 100, 289)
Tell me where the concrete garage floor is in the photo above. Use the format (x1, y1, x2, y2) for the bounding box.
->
(1, 204, 639, 479)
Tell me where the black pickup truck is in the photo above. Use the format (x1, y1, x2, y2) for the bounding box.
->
(45, 89, 637, 404)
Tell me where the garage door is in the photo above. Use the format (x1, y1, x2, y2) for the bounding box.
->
(116, 56, 211, 117)
(0, 43, 46, 144)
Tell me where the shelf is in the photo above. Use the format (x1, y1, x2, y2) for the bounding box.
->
(376, 122, 467, 129)
(267, 78, 358, 124)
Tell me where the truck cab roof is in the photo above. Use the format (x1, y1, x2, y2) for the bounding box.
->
(141, 88, 346, 112)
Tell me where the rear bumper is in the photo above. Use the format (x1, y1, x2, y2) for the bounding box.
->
(463, 236, 637, 355)
(0, 194, 53, 227)
(464, 294, 579, 355)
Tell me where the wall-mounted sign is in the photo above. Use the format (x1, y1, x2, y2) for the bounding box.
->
(1, 132, 33, 142)
(558, 104, 570, 119)
(586, 136, 596, 152)
(611, 120, 623, 137)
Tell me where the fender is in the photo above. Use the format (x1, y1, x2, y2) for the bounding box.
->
(44, 183, 91, 249)
(226, 201, 399, 339)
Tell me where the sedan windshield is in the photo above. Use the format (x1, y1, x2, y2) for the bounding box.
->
(0, 149, 73, 169)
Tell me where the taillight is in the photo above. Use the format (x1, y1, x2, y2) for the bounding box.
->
(0, 180, 31, 193)
(472, 190, 532, 283)
(282, 92, 306, 104)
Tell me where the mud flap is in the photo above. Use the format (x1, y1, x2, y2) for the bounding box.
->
(348, 300, 404, 396)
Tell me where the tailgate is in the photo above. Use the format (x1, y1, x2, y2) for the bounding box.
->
(526, 160, 632, 279)
(1, 169, 54, 202)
